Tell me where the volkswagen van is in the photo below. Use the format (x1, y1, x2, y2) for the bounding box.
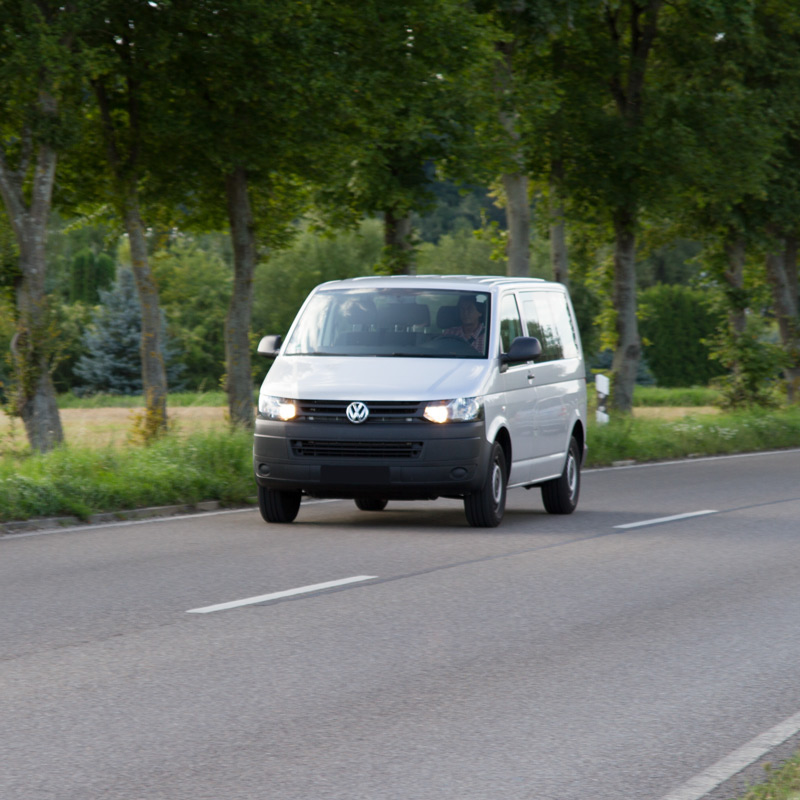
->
(253, 275, 587, 527)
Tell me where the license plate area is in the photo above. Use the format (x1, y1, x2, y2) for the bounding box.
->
(320, 465, 390, 484)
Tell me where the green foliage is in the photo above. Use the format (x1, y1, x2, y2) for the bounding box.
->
(313, 0, 491, 267)
(413, 183, 505, 244)
(416, 229, 503, 275)
(151, 236, 232, 391)
(68, 248, 114, 304)
(707, 314, 789, 409)
(50, 301, 93, 393)
(638, 284, 726, 387)
(252, 220, 382, 339)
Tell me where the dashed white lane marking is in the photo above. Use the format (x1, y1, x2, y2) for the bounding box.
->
(658, 709, 800, 800)
(186, 575, 378, 614)
(614, 510, 718, 529)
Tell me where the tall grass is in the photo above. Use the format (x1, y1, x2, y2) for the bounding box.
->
(0, 428, 254, 522)
(586, 406, 800, 466)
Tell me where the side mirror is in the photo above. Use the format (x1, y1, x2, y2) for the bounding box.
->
(500, 336, 541, 368)
(257, 334, 282, 357)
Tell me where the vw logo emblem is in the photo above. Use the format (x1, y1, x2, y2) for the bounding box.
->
(346, 401, 369, 424)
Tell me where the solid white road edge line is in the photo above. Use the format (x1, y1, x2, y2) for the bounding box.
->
(614, 510, 718, 529)
(186, 575, 378, 614)
(658, 708, 800, 800)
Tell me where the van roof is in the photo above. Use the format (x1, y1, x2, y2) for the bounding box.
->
(315, 275, 556, 292)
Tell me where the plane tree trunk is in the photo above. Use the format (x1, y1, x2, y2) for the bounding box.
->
(610, 207, 641, 413)
(383, 208, 415, 275)
(0, 113, 64, 453)
(549, 159, 568, 286)
(124, 190, 168, 434)
(765, 233, 800, 403)
(224, 166, 257, 428)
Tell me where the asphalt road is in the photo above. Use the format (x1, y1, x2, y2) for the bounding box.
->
(2, 449, 800, 800)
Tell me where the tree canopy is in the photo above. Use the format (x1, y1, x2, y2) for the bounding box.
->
(2, 0, 800, 449)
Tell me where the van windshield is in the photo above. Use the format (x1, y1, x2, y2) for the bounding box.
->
(283, 288, 491, 358)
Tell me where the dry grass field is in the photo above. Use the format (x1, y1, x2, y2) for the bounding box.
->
(631, 405, 719, 420)
(0, 404, 720, 450)
(0, 406, 231, 449)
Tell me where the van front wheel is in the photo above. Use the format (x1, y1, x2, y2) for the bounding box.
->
(541, 437, 580, 514)
(258, 485, 302, 523)
(464, 441, 507, 528)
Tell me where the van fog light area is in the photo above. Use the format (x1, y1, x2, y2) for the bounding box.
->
(258, 464, 270, 476)
(423, 397, 483, 423)
(450, 467, 468, 479)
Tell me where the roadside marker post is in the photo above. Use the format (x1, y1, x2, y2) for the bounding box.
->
(596, 373, 610, 424)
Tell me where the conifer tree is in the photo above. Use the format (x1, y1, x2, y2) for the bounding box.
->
(75, 269, 180, 396)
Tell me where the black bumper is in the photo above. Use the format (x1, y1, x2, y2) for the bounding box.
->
(253, 418, 489, 499)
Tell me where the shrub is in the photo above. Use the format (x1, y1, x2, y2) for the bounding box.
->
(639, 284, 725, 387)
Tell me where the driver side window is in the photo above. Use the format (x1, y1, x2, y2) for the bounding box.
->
(499, 294, 523, 354)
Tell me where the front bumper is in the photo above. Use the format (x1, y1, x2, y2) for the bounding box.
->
(253, 418, 489, 499)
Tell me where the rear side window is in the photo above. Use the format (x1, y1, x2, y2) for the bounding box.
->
(519, 291, 578, 361)
(498, 294, 524, 354)
(546, 292, 579, 359)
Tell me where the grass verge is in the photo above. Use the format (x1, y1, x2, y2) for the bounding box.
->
(0, 428, 254, 523)
(2, 404, 800, 523)
(585, 406, 800, 467)
(735, 752, 800, 799)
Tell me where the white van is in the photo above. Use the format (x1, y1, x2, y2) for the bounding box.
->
(254, 275, 587, 527)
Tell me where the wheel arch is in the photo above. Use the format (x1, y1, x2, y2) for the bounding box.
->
(571, 419, 586, 465)
(494, 425, 512, 475)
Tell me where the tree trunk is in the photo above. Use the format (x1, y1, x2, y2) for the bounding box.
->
(549, 160, 568, 286)
(765, 235, 800, 403)
(502, 172, 530, 277)
(723, 234, 747, 336)
(0, 139, 63, 452)
(123, 190, 168, 434)
(383, 208, 414, 275)
(495, 39, 530, 279)
(610, 207, 641, 413)
(224, 166, 257, 428)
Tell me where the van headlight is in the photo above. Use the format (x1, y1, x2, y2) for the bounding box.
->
(423, 396, 484, 423)
(259, 394, 297, 421)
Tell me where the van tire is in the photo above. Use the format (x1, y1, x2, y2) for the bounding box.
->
(258, 485, 301, 523)
(355, 498, 388, 511)
(541, 437, 580, 514)
(464, 441, 507, 528)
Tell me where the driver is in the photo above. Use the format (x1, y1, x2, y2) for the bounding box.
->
(444, 294, 486, 353)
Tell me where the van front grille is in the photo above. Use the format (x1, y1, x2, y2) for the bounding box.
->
(291, 440, 423, 459)
(296, 400, 422, 423)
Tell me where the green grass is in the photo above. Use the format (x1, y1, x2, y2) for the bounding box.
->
(734, 752, 800, 799)
(57, 390, 229, 409)
(632, 385, 723, 406)
(0, 428, 255, 523)
(585, 406, 800, 466)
